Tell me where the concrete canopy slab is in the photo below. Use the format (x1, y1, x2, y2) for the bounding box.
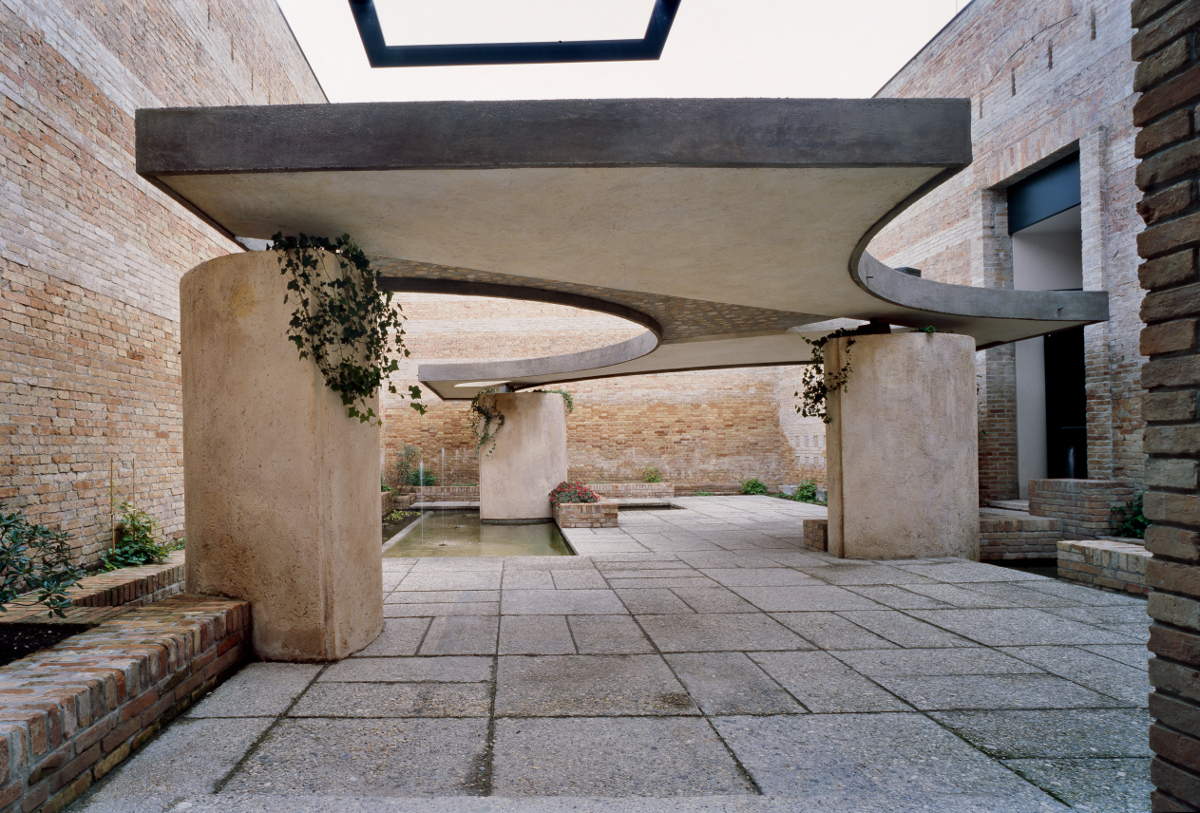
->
(137, 99, 1108, 398)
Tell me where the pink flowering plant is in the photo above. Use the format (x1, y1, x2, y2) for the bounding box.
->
(549, 481, 599, 507)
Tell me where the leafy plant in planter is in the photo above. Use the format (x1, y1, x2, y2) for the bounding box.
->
(100, 502, 179, 571)
(1110, 493, 1149, 539)
(1, 505, 84, 617)
(395, 444, 438, 486)
(273, 232, 424, 425)
(642, 467, 664, 483)
(549, 481, 599, 507)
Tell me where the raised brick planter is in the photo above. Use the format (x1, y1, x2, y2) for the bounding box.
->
(0, 595, 250, 813)
(1028, 479, 1134, 540)
(1058, 539, 1151, 596)
(586, 483, 674, 499)
(980, 516, 1063, 560)
(802, 519, 828, 553)
(0, 552, 186, 624)
(553, 501, 618, 529)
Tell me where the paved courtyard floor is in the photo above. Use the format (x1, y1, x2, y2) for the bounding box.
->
(71, 497, 1152, 813)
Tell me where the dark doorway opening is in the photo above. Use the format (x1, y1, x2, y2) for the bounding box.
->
(1044, 326, 1087, 479)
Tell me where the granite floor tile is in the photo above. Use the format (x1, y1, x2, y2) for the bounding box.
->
(568, 615, 654, 654)
(419, 616, 500, 655)
(841, 585, 955, 610)
(909, 609, 1144, 646)
(749, 651, 911, 713)
(873, 673, 1125, 710)
(832, 647, 1042, 676)
(637, 613, 811, 652)
(220, 718, 489, 796)
(1080, 645, 1151, 670)
(350, 618, 431, 658)
(770, 612, 899, 650)
(501, 589, 626, 615)
(550, 569, 608, 589)
(729, 585, 886, 612)
(289, 682, 492, 718)
(893, 561, 1048, 583)
(713, 714, 1059, 806)
(384, 601, 499, 617)
(664, 652, 806, 715)
(1002, 758, 1152, 813)
(384, 590, 499, 604)
(320, 656, 493, 683)
(998, 646, 1151, 706)
(800, 564, 935, 586)
(614, 587, 695, 614)
(837, 611, 981, 648)
(187, 663, 322, 718)
(499, 615, 576, 655)
(495, 654, 698, 716)
(492, 717, 755, 796)
(501, 570, 554, 590)
(930, 708, 1153, 758)
(698, 568, 821, 587)
(670, 586, 760, 613)
(398, 570, 503, 592)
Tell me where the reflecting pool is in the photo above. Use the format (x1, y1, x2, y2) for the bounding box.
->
(383, 510, 573, 558)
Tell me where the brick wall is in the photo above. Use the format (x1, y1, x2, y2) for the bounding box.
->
(1028, 478, 1136, 539)
(870, 0, 1145, 505)
(553, 501, 618, 529)
(0, 1, 325, 567)
(1057, 538, 1151, 595)
(1131, 0, 1200, 807)
(979, 515, 1063, 559)
(380, 294, 808, 488)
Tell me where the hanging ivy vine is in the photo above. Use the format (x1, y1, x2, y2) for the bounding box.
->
(469, 387, 574, 456)
(795, 324, 937, 423)
(272, 232, 425, 424)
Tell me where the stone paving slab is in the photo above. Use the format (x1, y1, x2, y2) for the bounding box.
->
(495, 654, 698, 716)
(492, 717, 755, 797)
(220, 718, 490, 796)
(929, 709, 1153, 758)
(74, 500, 1151, 813)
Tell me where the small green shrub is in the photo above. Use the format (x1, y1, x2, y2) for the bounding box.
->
(0, 505, 83, 618)
(787, 479, 824, 504)
(642, 467, 664, 483)
(395, 444, 438, 486)
(740, 478, 769, 496)
(550, 481, 599, 507)
(381, 478, 396, 494)
(1110, 493, 1149, 539)
(100, 503, 176, 571)
(385, 509, 420, 522)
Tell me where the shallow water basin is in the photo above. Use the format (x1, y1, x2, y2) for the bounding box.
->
(383, 510, 573, 558)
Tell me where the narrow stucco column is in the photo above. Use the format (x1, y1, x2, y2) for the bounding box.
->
(479, 392, 568, 521)
(181, 252, 383, 661)
(825, 332, 980, 560)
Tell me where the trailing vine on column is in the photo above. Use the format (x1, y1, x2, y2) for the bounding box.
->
(469, 387, 574, 455)
(273, 232, 425, 424)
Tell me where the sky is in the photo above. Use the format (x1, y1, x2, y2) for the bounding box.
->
(277, 0, 970, 103)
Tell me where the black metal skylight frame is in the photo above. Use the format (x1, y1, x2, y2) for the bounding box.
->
(348, 0, 681, 67)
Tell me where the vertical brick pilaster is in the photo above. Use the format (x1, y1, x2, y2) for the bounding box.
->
(1083, 127, 1117, 480)
(1133, 1, 1200, 808)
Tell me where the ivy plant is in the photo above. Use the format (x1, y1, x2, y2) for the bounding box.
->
(273, 232, 424, 425)
(469, 388, 574, 456)
(795, 328, 857, 425)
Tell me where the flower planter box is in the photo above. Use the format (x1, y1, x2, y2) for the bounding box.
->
(553, 501, 619, 529)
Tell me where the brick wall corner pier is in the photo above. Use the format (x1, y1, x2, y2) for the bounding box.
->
(1132, 0, 1200, 808)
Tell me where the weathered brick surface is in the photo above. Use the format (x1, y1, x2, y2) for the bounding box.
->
(552, 501, 618, 529)
(980, 515, 1063, 560)
(1057, 538, 1152, 595)
(1029, 479, 1135, 539)
(867, 0, 1144, 507)
(1135, 0, 1200, 805)
(802, 519, 828, 553)
(0, 595, 248, 813)
(0, 1, 324, 570)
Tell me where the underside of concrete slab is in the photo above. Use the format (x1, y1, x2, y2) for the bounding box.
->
(136, 98, 1108, 400)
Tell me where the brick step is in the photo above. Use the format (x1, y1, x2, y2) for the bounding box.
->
(0, 551, 186, 624)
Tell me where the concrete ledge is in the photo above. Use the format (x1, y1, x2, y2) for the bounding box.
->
(1057, 539, 1150, 596)
(0, 552, 186, 624)
(395, 485, 478, 501)
(0, 595, 250, 813)
(553, 501, 618, 529)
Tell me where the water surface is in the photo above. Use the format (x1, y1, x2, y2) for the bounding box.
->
(383, 510, 573, 558)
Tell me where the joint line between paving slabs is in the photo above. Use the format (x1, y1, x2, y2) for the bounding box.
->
(211, 662, 331, 794)
(602, 563, 766, 796)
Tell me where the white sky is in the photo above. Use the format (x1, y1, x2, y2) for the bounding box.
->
(278, 0, 970, 103)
